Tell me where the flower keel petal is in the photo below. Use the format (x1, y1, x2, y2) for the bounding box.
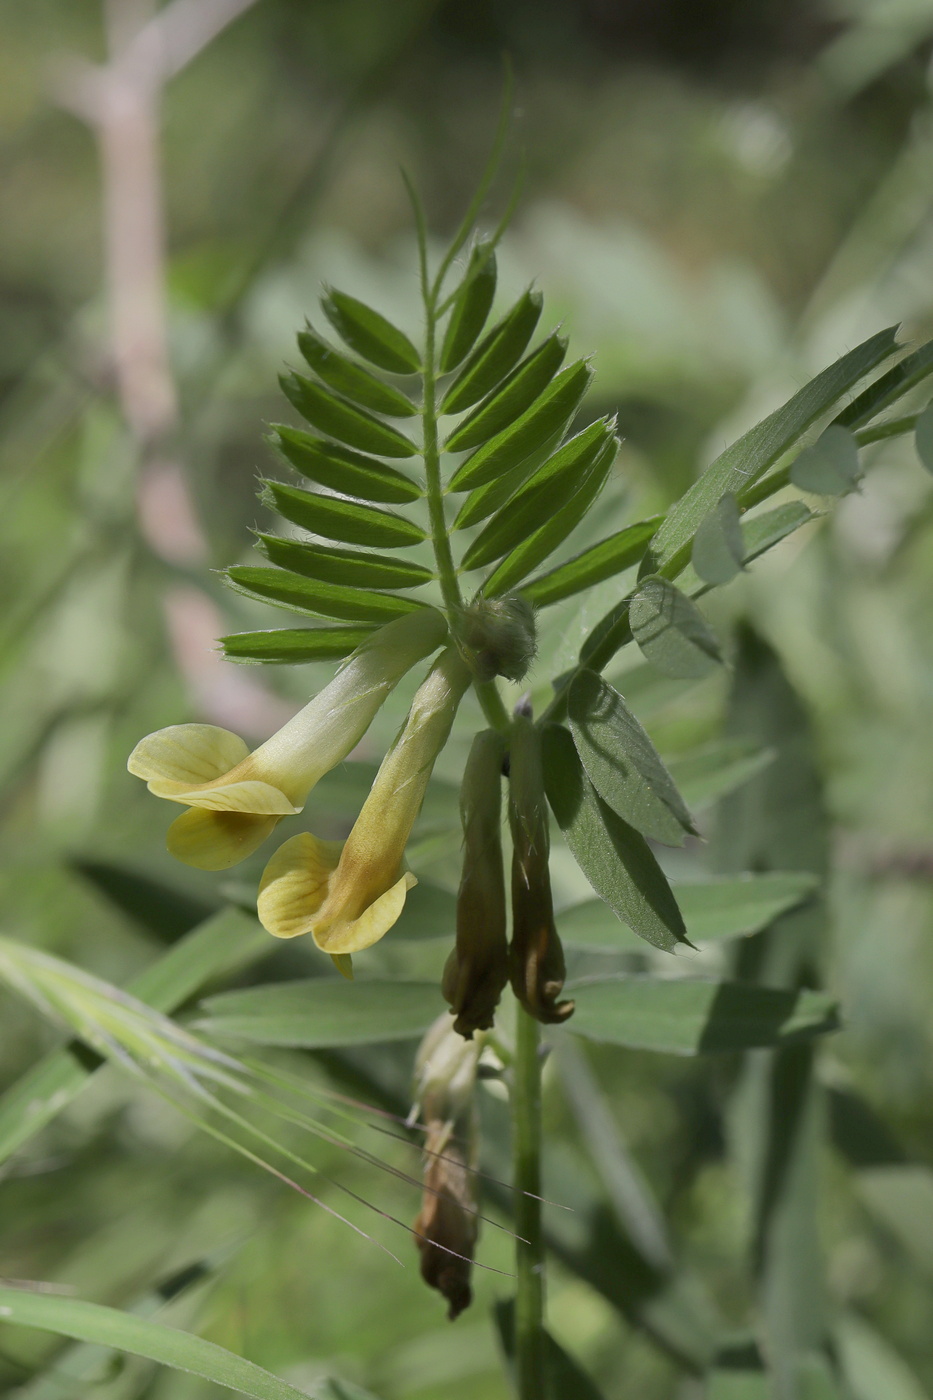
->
(314, 871, 417, 955)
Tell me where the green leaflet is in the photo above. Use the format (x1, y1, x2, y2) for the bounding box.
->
(221, 626, 376, 664)
(916, 402, 933, 473)
(261, 480, 427, 548)
(444, 333, 568, 451)
(569, 978, 839, 1055)
(321, 286, 420, 373)
(691, 493, 744, 585)
(440, 288, 543, 413)
(296, 326, 417, 417)
(272, 425, 421, 503)
(567, 669, 695, 846)
(645, 324, 900, 576)
(629, 576, 721, 678)
(279, 373, 417, 459)
(225, 566, 428, 623)
(451, 428, 566, 529)
(449, 359, 594, 491)
(256, 534, 434, 590)
(521, 517, 663, 608)
(0, 1288, 312, 1400)
(439, 241, 497, 372)
(462, 419, 615, 571)
(542, 724, 688, 953)
(197, 980, 447, 1047)
(790, 425, 861, 495)
(836, 336, 933, 430)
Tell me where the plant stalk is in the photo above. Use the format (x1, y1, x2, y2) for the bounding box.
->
(512, 1000, 545, 1397)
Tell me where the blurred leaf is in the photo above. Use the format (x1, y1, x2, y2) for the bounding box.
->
(827, 1086, 906, 1168)
(692, 493, 744, 585)
(272, 425, 421, 502)
(225, 566, 427, 623)
(0, 1287, 316, 1400)
(568, 978, 839, 1054)
(857, 1166, 933, 1278)
(444, 332, 567, 450)
(321, 287, 420, 374)
(439, 240, 497, 372)
(279, 374, 417, 458)
(198, 980, 446, 1047)
(449, 360, 594, 491)
(914, 401, 933, 474)
(262, 480, 427, 548)
(221, 626, 376, 665)
(440, 289, 542, 413)
(836, 1312, 929, 1400)
(789, 426, 860, 496)
(520, 517, 662, 608)
(568, 668, 695, 845)
(256, 536, 433, 590)
(389, 880, 456, 941)
(542, 724, 688, 953)
(739, 500, 816, 565)
(629, 577, 721, 678)
(666, 739, 775, 809)
(71, 860, 218, 944)
(493, 1298, 608, 1400)
(646, 325, 900, 575)
(707, 1367, 770, 1399)
(297, 326, 417, 417)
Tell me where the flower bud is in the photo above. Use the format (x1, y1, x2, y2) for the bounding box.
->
(458, 595, 537, 683)
(442, 730, 509, 1039)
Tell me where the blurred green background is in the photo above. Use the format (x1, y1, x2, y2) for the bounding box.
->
(4, 1, 933, 1397)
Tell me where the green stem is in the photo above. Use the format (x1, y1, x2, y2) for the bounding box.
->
(513, 1000, 545, 1398)
(421, 308, 464, 619)
(475, 677, 511, 734)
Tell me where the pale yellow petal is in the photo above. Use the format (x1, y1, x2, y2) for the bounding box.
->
(313, 872, 417, 955)
(258, 832, 344, 939)
(128, 725, 249, 785)
(166, 807, 282, 870)
(150, 778, 299, 814)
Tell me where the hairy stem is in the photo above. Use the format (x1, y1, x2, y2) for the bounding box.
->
(513, 1001, 545, 1397)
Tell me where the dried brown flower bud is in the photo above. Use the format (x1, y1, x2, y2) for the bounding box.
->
(413, 1118, 478, 1320)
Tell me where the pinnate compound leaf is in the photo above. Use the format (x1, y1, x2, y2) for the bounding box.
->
(221, 626, 376, 665)
(790, 425, 860, 495)
(440, 288, 542, 413)
(542, 724, 688, 953)
(630, 577, 721, 678)
(568, 669, 695, 846)
(273, 425, 421, 504)
(439, 241, 497, 372)
(521, 517, 663, 608)
(256, 535, 433, 591)
(321, 287, 420, 374)
(225, 567, 428, 624)
(444, 333, 568, 451)
(449, 359, 594, 492)
(262, 480, 427, 549)
(297, 326, 417, 417)
(279, 374, 417, 459)
(0, 1288, 315, 1400)
(198, 979, 447, 1047)
(914, 401, 933, 473)
(569, 977, 839, 1055)
(691, 492, 744, 585)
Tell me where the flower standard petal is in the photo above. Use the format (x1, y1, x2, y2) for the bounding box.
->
(128, 725, 251, 788)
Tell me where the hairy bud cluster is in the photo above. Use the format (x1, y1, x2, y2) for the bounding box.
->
(458, 596, 537, 683)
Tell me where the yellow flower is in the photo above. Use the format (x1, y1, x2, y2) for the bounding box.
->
(257, 646, 470, 965)
(127, 611, 447, 871)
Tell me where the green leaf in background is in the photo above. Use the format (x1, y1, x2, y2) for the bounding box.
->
(297, 326, 417, 417)
(666, 738, 775, 809)
(272, 425, 422, 503)
(738, 500, 816, 567)
(691, 492, 744, 585)
(262, 480, 427, 548)
(440, 288, 542, 413)
(645, 324, 900, 574)
(542, 724, 688, 953)
(321, 286, 420, 374)
(0, 1287, 313, 1400)
(629, 576, 721, 678)
(568, 977, 839, 1054)
(221, 626, 376, 665)
(520, 517, 662, 608)
(388, 880, 457, 941)
(255, 535, 434, 591)
(198, 980, 447, 1047)
(837, 1312, 930, 1400)
(559, 873, 818, 951)
(789, 425, 860, 495)
(914, 401, 933, 473)
(279, 374, 417, 459)
(494, 1298, 608, 1400)
(444, 332, 567, 451)
(856, 1165, 933, 1280)
(449, 359, 594, 491)
(225, 567, 427, 623)
(567, 668, 695, 845)
(71, 860, 218, 943)
(439, 240, 497, 372)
